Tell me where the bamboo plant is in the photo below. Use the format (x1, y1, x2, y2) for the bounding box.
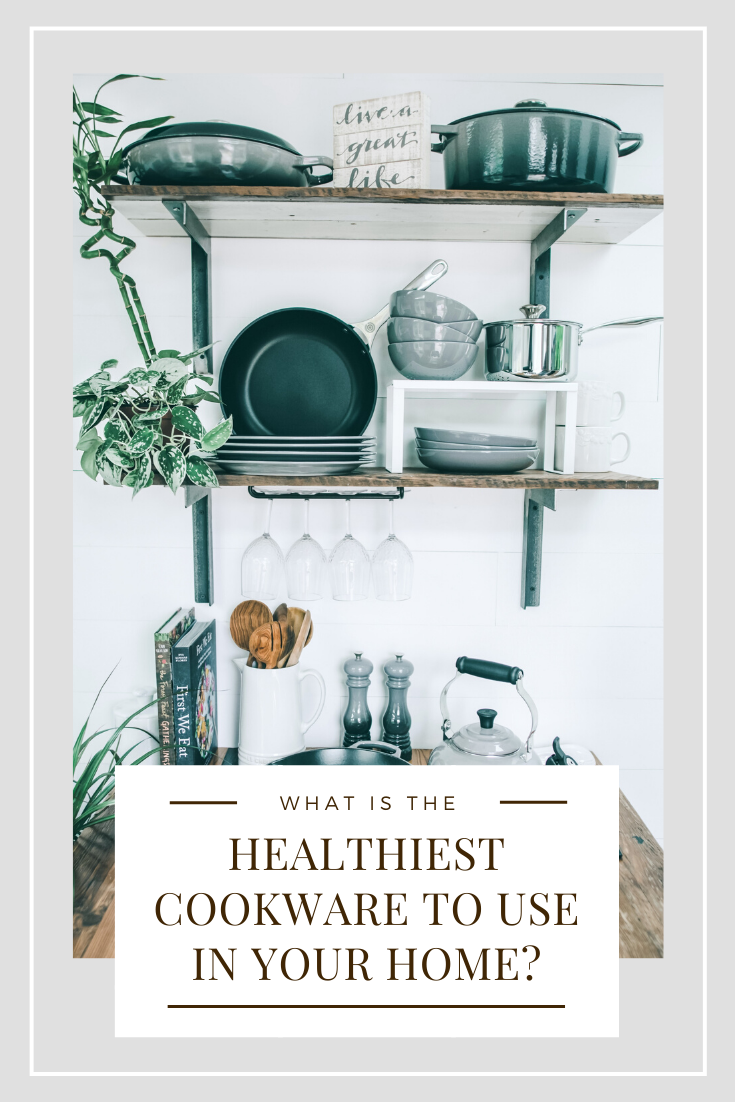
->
(72, 75, 232, 493)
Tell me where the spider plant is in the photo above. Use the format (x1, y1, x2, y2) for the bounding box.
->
(73, 672, 160, 843)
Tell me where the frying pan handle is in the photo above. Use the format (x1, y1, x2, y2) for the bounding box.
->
(354, 259, 449, 347)
(353, 740, 401, 757)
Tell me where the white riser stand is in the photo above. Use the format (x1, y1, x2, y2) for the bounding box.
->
(385, 380, 579, 474)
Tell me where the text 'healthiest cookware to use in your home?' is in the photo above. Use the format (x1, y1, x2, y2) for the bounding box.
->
(219, 260, 449, 437)
(484, 306, 664, 381)
(122, 120, 334, 186)
(431, 99, 644, 192)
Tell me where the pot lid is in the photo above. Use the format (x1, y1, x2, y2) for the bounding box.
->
(451, 709, 525, 758)
(123, 120, 300, 156)
(450, 99, 623, 131)
(488, 305, 582, 327)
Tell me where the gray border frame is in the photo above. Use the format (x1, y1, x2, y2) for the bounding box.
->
(9, 4, 720, 1090)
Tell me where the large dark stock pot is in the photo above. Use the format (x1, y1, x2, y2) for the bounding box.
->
(431, 99, 643, 193)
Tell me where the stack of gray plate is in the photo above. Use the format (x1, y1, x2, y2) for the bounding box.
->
(387, 289, 482, 381)
(415, 427, 539, 474)
(205, 436, 376, 475)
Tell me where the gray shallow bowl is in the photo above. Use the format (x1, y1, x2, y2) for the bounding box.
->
(416, 439, 536, 453)
(387, 317, 478, 343)
(416, 447, 539, 474)
(388, 340, 478, 381)
(390, 289, 477, 324)
(415, 426, 537, 448)
(446, 319, 484, 340)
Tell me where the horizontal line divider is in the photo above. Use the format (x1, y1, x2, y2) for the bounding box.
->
(168, 1004, 565, 1010)
(499, 800, 568, 804)
(169, 800, 237, 805)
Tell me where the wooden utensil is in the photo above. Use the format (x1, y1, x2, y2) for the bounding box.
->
(276, 606, 314, 667)
(273, 603, 288, 624)
(230, 599, 272, 651)
(286, 610, 312, 668)
(249, 621, 283, 669)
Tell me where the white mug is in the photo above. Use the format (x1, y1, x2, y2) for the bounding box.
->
(555, 425, 631, 473)
(556, 382, 625, 427)
(233, 659, 326, 766)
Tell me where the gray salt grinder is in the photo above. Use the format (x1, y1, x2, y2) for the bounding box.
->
(382, 654, 414, 761)
(342, 653, 373, 747)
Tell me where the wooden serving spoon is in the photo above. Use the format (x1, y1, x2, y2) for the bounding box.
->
(286, 610, 312, 668)
(249, 621, 284, 669)
(230, 599, 272, 652)
(276, 606, 314, 667)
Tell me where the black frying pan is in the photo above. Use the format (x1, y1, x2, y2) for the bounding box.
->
(269, 741, 410, 766)
(219, 260, 449, 437)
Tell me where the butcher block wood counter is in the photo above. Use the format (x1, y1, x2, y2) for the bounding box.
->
(73, 748, 663, 960)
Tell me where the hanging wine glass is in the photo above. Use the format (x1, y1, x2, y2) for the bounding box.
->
(241, 498, 285, 600)
(285, 499, 327, 601)
(372, 498, 414, 601)
(329, 499, 371, 601)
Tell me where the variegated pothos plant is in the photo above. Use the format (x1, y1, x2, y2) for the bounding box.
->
(74, 350, 232, 495)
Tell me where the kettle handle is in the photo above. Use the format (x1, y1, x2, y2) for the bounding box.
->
(456, 657, 524, 683)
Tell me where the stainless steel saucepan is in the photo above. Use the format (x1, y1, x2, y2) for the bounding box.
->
(484, 305, 663, 381)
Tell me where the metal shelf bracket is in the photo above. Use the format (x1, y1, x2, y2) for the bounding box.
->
(530, 207, 587, 312)
(164, 199, 215, 603)
(522, 489, 556, 608)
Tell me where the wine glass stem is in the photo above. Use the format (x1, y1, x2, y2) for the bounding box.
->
(304, 499, 310, 537)
(265, 497, 273, 537)
(389, 498, 395, 538)
(346, 499, 352, 538)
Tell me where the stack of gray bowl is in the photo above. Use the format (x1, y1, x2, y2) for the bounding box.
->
(415, 427, 540, 474)
(387, 289, 482, 381)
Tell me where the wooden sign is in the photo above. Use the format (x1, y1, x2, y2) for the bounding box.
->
(332, 91, 431, 189)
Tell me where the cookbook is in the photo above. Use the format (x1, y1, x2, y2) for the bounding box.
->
(172, 619, 218, 766)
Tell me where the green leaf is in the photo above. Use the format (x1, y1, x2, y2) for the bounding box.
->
(116, 116, 174, 140)
(201, 416, 233, 452)
(123, 452, 152, 498)
(164, 374, 191, 404)
(127, 428, 155, 456)
(142, 369, 163, 385)
(186, 456, 219, 488)
(156, 349, 181, 358)
(82, 396, 109, 430)
(178, 343, 216, 365)
(76, 427, 101, 451)
(104, 421, 127, 442)
(126, 368, 148, 384)
(80, 102, 119, 116)
(104, 443, 134, 469)
(100, 359, 118, 371)
(99, 460, 123, 487)
(170, 405, 204, 442)
(132, 411, 162, 428)
(90, 129, 115, 139)
(80, 441, 101, 480)
(156, 444, 187, 494)
(73, 396, 93, 417)
(185, 388, 221, 404)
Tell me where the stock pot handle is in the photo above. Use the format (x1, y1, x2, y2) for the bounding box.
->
(456, 657, 524, 683)
(431, 124, 460, 154)
(353, 740, 401, 757)
(579, 316, 663, 342)
(294, 156, 334, 185)
(616, 132, 644, 156)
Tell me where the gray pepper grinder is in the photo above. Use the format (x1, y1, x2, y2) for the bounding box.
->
(342, 653, 373, 747)
(382, 654, 414, 761)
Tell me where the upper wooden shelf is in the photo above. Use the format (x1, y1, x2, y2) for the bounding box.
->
(102, 185, 663, 245)
(201, 468, 659, 491)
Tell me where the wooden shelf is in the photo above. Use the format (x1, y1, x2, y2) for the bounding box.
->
(189, 467, 659, 490)
(102, 185, 663, 244)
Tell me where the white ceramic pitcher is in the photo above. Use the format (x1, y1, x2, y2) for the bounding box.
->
(233, 659, 326, 765)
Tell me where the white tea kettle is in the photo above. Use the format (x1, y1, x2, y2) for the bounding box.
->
(429, 657, 542, 766)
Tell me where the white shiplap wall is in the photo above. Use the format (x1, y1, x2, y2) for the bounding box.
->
(72, 73, 663, 843)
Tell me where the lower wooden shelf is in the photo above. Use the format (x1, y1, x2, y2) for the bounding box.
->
(202, 467, 659, 491)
